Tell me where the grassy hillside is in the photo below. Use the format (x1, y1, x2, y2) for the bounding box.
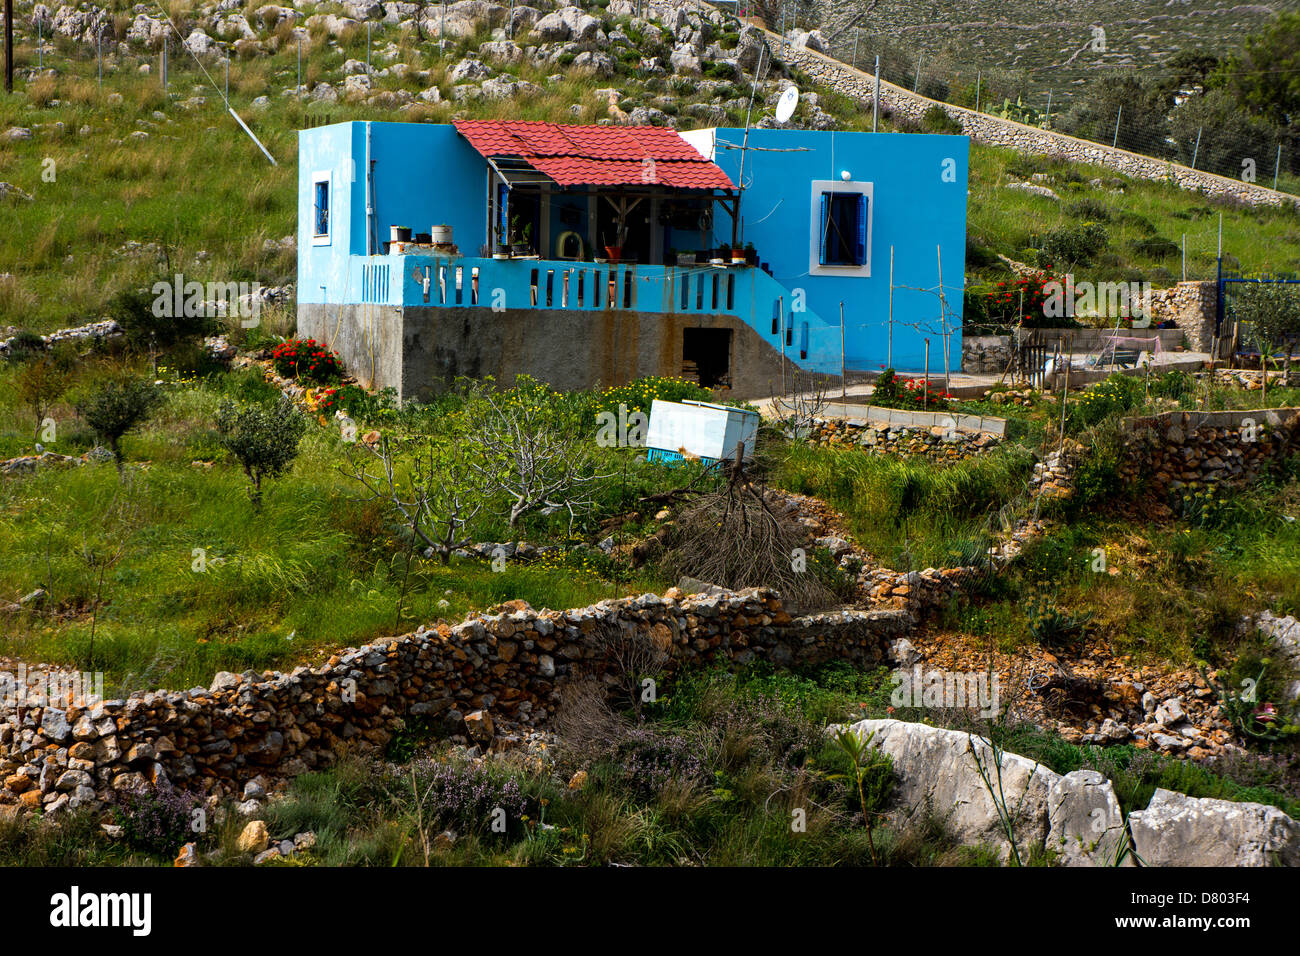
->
(0, 3, 1298, 334)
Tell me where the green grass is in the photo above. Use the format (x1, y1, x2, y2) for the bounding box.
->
(772, 439, 1036, 569)
(0, 361, 681, 692)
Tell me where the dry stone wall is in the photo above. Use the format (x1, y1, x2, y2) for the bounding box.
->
(0, 587, 908, 817)
(778, 45, 1300, 211)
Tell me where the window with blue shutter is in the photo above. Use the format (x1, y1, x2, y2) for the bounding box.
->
(819, 191, 867, 266)
(314, 181, 330, 237)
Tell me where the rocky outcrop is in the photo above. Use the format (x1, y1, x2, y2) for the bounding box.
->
(1129, 788, 1300, 867)
(1046, 770, 1130, 866)
(843, 720, 1300, 865)
(844, 718, 1057, 861)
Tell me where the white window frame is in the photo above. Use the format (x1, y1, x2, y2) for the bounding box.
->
(808, 179, 872, 277)
(311, 170, 332, 246)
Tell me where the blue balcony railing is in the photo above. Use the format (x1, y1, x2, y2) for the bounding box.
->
(348, 253, 843, 373)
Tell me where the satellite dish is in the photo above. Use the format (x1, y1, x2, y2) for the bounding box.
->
(775, 86, 799, 124)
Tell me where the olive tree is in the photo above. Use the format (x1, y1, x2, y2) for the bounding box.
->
(76, 376, 163, 464)
(216, 395, 307, 505)
(1234, 282, 1300, 381)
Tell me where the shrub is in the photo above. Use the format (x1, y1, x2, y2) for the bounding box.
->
(1025, 595, 1090, 649)
(1064, 198, 1111, 222)
(76, 376, 163, 462)
(215, 395, 308, 504)
(270, 338, 345, 384)
(4, 330, 47, 361)
(397, 756, 528, 834)
(1128, 236, 1180, 260)
(1037, 221, 1109, 267)
(111, 786, 201, 857)
(1067, 374, 1140, 430)
(921, 104, 962, 134)
(110, 287, 212, 352)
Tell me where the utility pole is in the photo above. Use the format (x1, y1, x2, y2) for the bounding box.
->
(4, 0, 13, 95)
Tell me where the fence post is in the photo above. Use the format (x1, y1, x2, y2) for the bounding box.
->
(1181, 233, 1186, 282)
(872, 55, 880, 131)
(1112, 104, 1122, 148)
(366, 21, 371, 74)
(1045, 89, 1052, 126)
(1274, 144, 1282, 192)
(97, 29, 102, 90)
(38, 18, 42, 71)
(851, 30, 858, 70)
(297, 35, 302, 94)
(913, 53, 922, 92)
(974, 70, 980, 113)
(1190, 126, 1202, 169)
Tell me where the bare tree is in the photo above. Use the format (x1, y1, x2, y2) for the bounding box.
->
(464, 380, 611, 530)
(770, 369, 834, 440)
(342, 434, 487, 565)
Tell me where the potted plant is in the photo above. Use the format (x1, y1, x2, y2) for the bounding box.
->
(391, 225, 412, 243)
(730, 243, 745, 264)
(605, 210, 630, 261)
(677, 250, 696, 266)
(509, 216, 532, 256)
(494, 240, 510, 259)
(744, 241, 758, 265)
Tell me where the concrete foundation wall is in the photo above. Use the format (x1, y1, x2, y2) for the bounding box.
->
(299, 305, 805, 401)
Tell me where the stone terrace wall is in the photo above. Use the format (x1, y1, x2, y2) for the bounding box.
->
(779, 46, 1300, 211)
(0, 587, 909, 816)
(806, 417, 1002, 461)
(1118, 408, 1300, 503)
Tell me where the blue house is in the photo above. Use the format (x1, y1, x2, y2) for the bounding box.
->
(297, 120, 968, 401)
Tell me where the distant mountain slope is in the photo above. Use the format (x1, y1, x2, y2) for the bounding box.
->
(807, 0, 1299, 103)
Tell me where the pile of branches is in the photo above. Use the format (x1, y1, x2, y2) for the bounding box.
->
(655, 458, 844, 613)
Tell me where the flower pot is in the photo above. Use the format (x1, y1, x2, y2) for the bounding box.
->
(677, 253, 696, 266)
(431, 223, 453, 245)
(390, 225, 412, 243)
(511, 243, 529, 256)
(494, 244, 510, 260)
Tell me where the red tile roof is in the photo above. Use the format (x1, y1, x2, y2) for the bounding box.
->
(454, 120, 736, 190)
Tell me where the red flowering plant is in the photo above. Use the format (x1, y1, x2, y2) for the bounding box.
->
(270, 338, 344, 384)
(314, 386, 343, 414)
(977, 271, 1067, 331)
(871, 368, 953, 411)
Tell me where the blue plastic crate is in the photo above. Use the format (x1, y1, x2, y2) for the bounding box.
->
(646, 447, 719, 467)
